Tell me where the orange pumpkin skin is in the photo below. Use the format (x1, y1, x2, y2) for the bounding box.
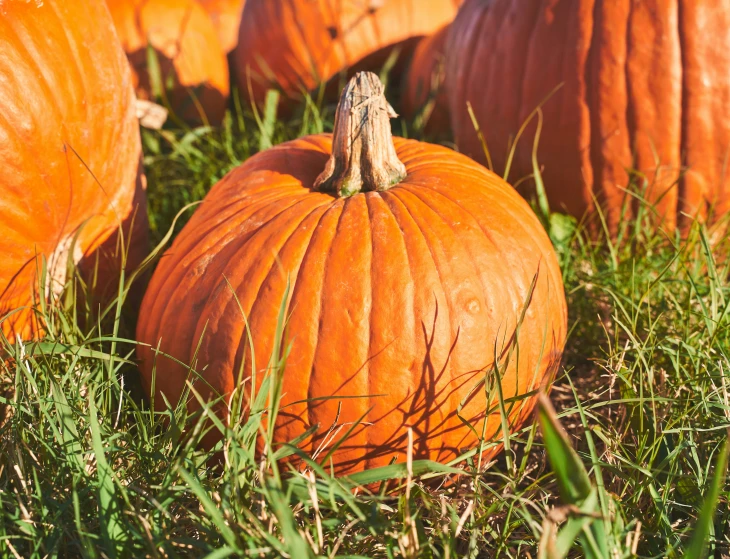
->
(446, 0, 730, 231)
(402, 24, 451, 136)
(199, 0, 246, 54)
(136, 135, 567, 473)
(107, 0, 230, 124)
(0, 0, 146, 340)
(235, 0, 460, 106)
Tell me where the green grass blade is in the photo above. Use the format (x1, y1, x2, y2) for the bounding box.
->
(537, 393, 592, 503)
(88, 388, 125, 556)
(681, 435, 729, 559)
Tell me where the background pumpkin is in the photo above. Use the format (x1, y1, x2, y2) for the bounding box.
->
(401, 24, 451, 136)
(136, 73, 567, 474)
(446, 0, 730, 232)
(199, 0, 246, 54)
(235, 0, 461, 107)
(0, 0, 146, 340)
(107, 0, 230, 125)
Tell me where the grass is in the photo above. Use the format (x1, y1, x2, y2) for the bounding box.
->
(1, 87, 730, 559)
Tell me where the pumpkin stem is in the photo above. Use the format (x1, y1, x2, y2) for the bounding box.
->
(314, 72, 406, 197)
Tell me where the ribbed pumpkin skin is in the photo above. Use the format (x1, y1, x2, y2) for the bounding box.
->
(235, 0, 460, 106)
(0, 0, 146, 340)
(199, 0, 246, 54)
(137, 135, 567, 473)
(446, 0, 730, 231)
(107, 0, 230, 124)
(402, 24, 451, 136)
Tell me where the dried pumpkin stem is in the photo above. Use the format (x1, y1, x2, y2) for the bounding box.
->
(314, 72, 407, 197)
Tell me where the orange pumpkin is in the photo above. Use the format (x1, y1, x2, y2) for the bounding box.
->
(235, 0, 461, 106)
(199, 0, 246, 54)
(136, 73, 567, 474)
(446, 0, 730, 232)
(402, 24, 452, 136)
(0, 0, 146, 340)
(107, 0, 230, 124)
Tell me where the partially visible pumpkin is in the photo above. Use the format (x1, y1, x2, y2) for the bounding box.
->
(235, 0, 461, 106)
(0, 0, 146, 340)
(199, 0, 246, 54)
(445, 0, 730, 232)
(107, 0, 230, 124)
(136, 72, 567, 474)
(402, 24, 451, 136)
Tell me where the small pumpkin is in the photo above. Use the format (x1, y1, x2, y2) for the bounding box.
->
(199, 0, 246, 54)
(235, 0, 461, 106)
(137, 72, 567, 473)
(0, 0, 146, 340)
(107, 0, 230, 124)
(402, 24, 451, 136)
(446, 0, 730, 232)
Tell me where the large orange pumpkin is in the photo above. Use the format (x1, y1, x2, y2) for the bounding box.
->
(107, 0, 230, 124)
(199, 0, 246, 54)
(0, 0, 146, 340)
(402, 24, 452, 136)
(137, 73, 567, 474)
(235, 0, 461, 106)
(446, 0, 730, 231)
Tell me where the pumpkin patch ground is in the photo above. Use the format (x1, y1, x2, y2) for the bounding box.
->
(1, 2, 730, 557)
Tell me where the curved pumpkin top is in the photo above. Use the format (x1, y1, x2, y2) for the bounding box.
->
(235, 0, 460, 105)
(137, 73, 567, 472)
(107, 0, 230, 124)
(0, 0, 143, 339)
(199, 0, 246, 54)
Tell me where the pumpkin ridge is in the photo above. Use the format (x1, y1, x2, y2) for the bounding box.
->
(582, 0, 600, 217)
(588, 0, 630, 226)
(364, 193, 377, 464)
(187, 195, 331, 376)
(395, 185, 501, 449)
(179, 182, 312, 256)
(140, 190, 315, 356)
(396, 184, 507, 304)
(623, 0, 634, 206)
(268, 202, 337, 447)
(626, 0, 682, 227)
(675, 0, 684, 220)
(361, 192, 418, 470)
(565, 0, 595, 215)
(624, 0, 638, 222)
(381, 189, 455, 453)
(178, 188, 314, 266)
(308, 195, 373, 462)
(231, 201, 332, 420)
(674, 0, 730, 224)
(299, 201, 347, 442)
(403, 172, 566, 316)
